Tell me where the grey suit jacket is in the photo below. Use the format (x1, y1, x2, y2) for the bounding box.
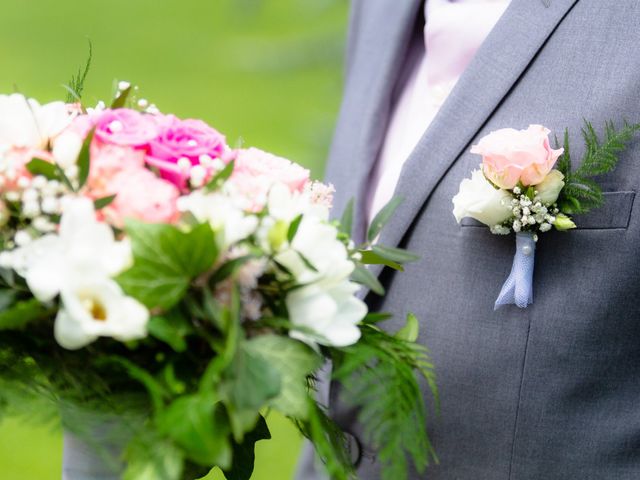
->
(297, 0, 640, 479)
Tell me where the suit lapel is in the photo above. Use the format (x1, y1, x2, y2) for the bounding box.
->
(374, 0, 580, 253)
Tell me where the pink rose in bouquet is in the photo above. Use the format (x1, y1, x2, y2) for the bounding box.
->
(146, 115, 227, 189)
(230, 147, 310, 210)
(103, 168, 179, 226)
(94, 109, 158, 147)
(471, 124, 564, 189)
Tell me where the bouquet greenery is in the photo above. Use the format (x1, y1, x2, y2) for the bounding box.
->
(0, 70, 437, 480)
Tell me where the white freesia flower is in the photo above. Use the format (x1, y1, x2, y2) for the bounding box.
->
(10, 197, 132, 302)
(535, 170, 565, 205)
(177, 191, 259, 249)
(267, 182, 329, 222)
(287, 279, 365, 347)
(274, 216, 354, 285)
(0, 94, 70, 149)
(452, 169, 514, 226)
(55, 277, 148, 350)
(52, 131, 83, 168)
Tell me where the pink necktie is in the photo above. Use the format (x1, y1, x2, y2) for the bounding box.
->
(367, 0, 511, 223)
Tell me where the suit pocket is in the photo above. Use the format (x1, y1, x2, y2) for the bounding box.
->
(460, 191, 635, 230)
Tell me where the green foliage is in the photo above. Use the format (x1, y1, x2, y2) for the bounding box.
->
(25, 158, 59, 180)
(358, 250, 403, 272)
(93, 194, 117, 210)
(111, 85, 132, 109)
(339, 199, 354, 237)
(558, 121, 640, 215)
(147, 311, 194, 353)
(351, 264, 384, 295)
(299, 398, 354, 480)
(64, 41, 92, 103)
(244, 335, 322, 419)
(205, 160, 235, 192)
(0, 298, 51, 330)
(76, 128, 95, 190)
(371, 245, 420, 264)
(331, 317, 438, 480)
(117, 221, 218, 309)
(222, 415, 271, 480)
(367, 197, 402, 243)
(157, 394, 232, 468)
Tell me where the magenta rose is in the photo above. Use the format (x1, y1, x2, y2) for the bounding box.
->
(146, 115, 227, 188)
(94, 109, 159, 147)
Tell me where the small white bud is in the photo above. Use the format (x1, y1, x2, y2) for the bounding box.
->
(14, 230, 32, 247)
(177, 157, 192, 170)
(109, 120, 124, 133)
(118, 81, 131, 91)
(41, 196, 59, 214)
(32, 176, 48, 189)
(137, 99, 149, 108)
(17, 176, 31, 189)
(0, 252, 13, 269)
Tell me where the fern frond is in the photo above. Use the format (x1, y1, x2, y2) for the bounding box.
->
(558, 120, 640, 215)
(555, 128, 571, 176)
(332, 325, 438, 479)
(64, 41, 93, 103)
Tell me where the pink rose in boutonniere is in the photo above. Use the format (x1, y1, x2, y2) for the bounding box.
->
(453, 121, 640, 309)
(472, 124, 564, 189)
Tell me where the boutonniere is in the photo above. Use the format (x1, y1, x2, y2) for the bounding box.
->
(453, 122, 640, 309)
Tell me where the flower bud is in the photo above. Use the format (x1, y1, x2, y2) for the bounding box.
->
(535, 170, 565, 205)
(554, 213, 576, 231)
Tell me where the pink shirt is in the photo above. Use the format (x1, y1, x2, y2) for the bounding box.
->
(367, 0, 512, 222)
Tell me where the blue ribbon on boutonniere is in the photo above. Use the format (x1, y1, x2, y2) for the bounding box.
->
(494, 232, 535, 309)
(452, 121, 640, 309)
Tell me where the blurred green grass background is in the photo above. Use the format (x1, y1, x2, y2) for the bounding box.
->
(0, 0, 348, 478)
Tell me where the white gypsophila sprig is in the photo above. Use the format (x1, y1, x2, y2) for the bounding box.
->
(491, 185, 560, 240)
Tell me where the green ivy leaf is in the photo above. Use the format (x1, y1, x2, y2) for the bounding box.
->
(124, 437, 184, 480)
(224, 337, 282, 412)
(148, 311, 194, 353)
(117, 221, 218, 310)
(0, 298, 50, 330)
(158, 394, 232, 469)
(367, 197, 402, 243)
(222, 415, 271, 480)
(246, 335, 322, 419)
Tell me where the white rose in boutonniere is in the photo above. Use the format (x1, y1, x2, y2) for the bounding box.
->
(452, 169, 513, 227)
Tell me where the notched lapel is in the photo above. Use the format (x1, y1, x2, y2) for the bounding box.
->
(375, 0, 580, 254)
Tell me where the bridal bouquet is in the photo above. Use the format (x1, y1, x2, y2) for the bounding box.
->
(0, 80, 436, 479)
